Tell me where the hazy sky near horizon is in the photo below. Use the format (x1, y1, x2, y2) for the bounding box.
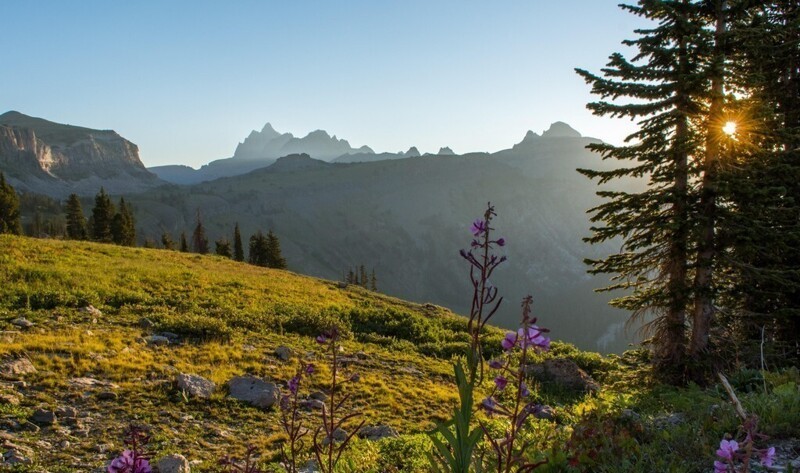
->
(2, 1, 649, 168)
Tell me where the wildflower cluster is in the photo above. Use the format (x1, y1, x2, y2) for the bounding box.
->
(313, 327, 364, 473)
(279, 362, 315, 473)
(713, 419, 775, 473)
(481, 296, 550, 472)
(107, 425, 151, 473)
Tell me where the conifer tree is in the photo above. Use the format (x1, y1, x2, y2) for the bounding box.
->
(265, 230, 287, 269)
(91, 187, 115, 243)
(161, 232, 174, 250)
(233, 223, 244, 261)
(370, 268, 377, 292)
(248, 231, 268, 267)
(179, 232, 189, 252)
(191, 210, 209, 254)
(359, 264, 367, 288)
(215, 238, 232, 258)
(576, 0, 710, 377)
(0, 173, 22, 235)
(111, 197, 136, 246)
(64, 193, 87, 240)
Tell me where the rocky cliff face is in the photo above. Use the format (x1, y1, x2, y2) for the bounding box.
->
(0, 111, 161, 197)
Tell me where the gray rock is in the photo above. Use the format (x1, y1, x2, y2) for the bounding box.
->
(274, 346, 292, 361)
(80, 305, 102, 317)
(300, 399, 326, 410)
(358, 424, 398, 441)
(10, 317, 33, 328)
(156, 453, 191, 473)
(158, 332, 180, 342)
(0, 358, 36, 380)
(145, 335, 170, 346)
(3, 449, 31, 465)
(524, 359, 600, 393)
(309, 391, 328, 402)
(299, 459, 320, 473)
(30, 409, 56, 426)
(97, 391, 118, 401)
(322, 427, 348, 446)
(228, 376, 279, 409)
(533, 405, 556, 421)
(176, 373, 215, 399)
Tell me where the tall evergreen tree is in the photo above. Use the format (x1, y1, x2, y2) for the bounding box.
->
(215, 238, 232, 258)
(0, 173, 22, 235)
(179, 232, 189, 252)
(192, 210, 209, 254)
(111, 197, 136, 246)
(161, 232, 174, 250)
(265, 230, 287, 269)
(91, 187, 116, 243)
(64, 193, 88, 240)
(249, 231, 269, 267)
(370, 268, 377, 292)
(576, 0, 711, 377)
(233, 223, 244, 262)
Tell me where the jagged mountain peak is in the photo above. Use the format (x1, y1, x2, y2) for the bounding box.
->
(542, 121, 581, 138)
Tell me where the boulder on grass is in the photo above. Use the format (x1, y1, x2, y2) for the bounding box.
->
(525, 358, 599, 393)
(228, 376, 279, 409)
(156, 453, 190, 473)
(176, 374, 215, 399)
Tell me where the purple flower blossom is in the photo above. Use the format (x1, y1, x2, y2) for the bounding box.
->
(518, 326, 550, 351)
(316, 334, 329, 344)
(713, 460, 728, 473)
(488, 359, 503, 369)
(481, 397, 497, 412)
(716, 439, 738, 461)
(494, 376, 508, 390)
(471, 239, 481, 248)
(501, 332, 517, 351)
(496, 238, 506, 247)
(470, 219, 487, 236)
(305, 364, 315, 375)
(108, 450, 151, 473)
(760, 446, 775, 467)
(288, 376, 300, 395)
(520, 382, 530, 398)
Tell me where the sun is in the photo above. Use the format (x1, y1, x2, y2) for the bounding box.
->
(722, 121, 737, 137)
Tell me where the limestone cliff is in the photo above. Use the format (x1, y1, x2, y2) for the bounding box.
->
(0, 111, 161, 196)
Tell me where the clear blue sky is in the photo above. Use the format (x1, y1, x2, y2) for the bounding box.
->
(1, 1, 648, 168)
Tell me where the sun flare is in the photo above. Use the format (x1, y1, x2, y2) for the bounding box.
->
(722, 121, 737, 137)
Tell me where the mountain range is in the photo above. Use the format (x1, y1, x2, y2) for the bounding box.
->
(0, 111, 638, 352)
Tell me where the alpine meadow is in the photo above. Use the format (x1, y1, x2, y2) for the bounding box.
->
(0, 1, 798, 472)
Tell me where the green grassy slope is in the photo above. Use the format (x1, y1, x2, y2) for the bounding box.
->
(1, 236, 798, 473)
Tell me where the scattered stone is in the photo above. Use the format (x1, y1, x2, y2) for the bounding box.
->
(30, 409, 57, 426)
(322, 427, 348, 446)
(97, 391, 118, 401)
(653, 413, 686, 430)
(299, 459, 320, 473)
(145, 335, 170, 346)
(176, 374, 216, 399)
(139, 317, 155, 328)
(3, 448, 31, 465)
(156, 453, 191, 473)
(16, 421, 40, 433)
(68, 377, 118, 389)
(309, 391, 328, 402)
(10, 317, 33, 329)
(336, 282, 348, 289)
(300, 399, 325, 410)
(274, 346, 292, 361)
(228, 376, 279, 409)
(158, 332, 180, 342)
(80, 305, 102, 318)
(533, 405, 556, 421)
(0, 358, 37, 379)
(524, 359, 600, 393)
(358, 424, 398, 441)
(0, 392, 21, 406)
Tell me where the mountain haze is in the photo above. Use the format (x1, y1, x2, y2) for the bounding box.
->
(131, 123, 638, 352)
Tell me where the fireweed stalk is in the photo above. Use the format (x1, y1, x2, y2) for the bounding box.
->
(312, 328, 364, 473)
(429, 203, 508, 473)
(279, 362, 315, 473)
(482, 296, 550, 473)
(107, 425, 152, 473)
(219, 446, 263, 473)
